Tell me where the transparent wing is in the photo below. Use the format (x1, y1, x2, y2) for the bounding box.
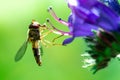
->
(15, 41, 28, 62)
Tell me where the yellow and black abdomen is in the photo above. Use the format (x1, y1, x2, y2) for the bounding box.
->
(32, 40, 41, 66)
(28, 25, 41, 66)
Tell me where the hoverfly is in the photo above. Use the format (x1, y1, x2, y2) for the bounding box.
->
(15, 20, 44, 66)
(15, 20, 66, 66)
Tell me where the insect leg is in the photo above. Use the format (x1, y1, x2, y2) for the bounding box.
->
(42, 38, 62, 47)
(40, 30, 52, 38)
(41, 34, 63, 47)
(40, 39, 50, 47)
(51, 35, 65, 46)
(52, 35, 64, 42)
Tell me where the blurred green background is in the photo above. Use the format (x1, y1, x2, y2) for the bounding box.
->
(0, 0, 120, 80)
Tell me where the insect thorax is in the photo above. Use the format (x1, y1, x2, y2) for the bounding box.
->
(28, 29, 40, 41)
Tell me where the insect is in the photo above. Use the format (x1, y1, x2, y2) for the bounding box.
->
(15, 20, 67, 66)
(15, 20, 44, 66)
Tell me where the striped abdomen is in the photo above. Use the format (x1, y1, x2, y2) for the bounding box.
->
(32, 41, 41, 66)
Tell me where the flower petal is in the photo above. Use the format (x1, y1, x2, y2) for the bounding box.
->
(100, 0, 120, 14)
(62, 37, 75, 45)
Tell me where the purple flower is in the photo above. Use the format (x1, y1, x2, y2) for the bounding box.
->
(66, 0, 120, 44)
(47, 0, 120, 73)
(100, 0, 120, 14)
(67, 0, 120, 32)
(48, 0, 120, 45)
(66, 0, 120, 73)
(47, 8, 99, 45)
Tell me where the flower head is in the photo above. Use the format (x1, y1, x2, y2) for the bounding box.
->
(68, 0, 120, 31)
(48, 0, 120, 45)
(63, 0, 120, 45)
(47, 0, 120, 73)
